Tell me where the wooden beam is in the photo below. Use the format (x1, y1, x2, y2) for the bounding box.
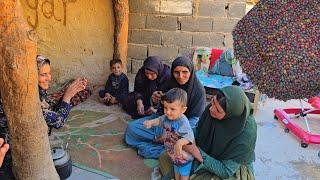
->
(113, 0, 129, 71)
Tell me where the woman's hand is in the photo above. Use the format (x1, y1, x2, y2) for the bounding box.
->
(174, 140, 183, 156)
(182, 143, 203, 163)
(109, 96, 118, 104)
(145, 107, 157, 115)
(136, 99, 144, 115)
(63, 77, 87, 103)
(103, 93, 112, 103)
(81, 77, 88, 87)
(0, 138, 9, 167)
(151, 91, 163, 104)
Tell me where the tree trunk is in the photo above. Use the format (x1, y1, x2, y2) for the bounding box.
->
(0, 0, 59, 179)
(113, 0, 129, 71)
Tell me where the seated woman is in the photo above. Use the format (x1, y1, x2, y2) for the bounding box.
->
(125, 56, 206, 159)
(122, 56, 170, 119)
(0, 55, 88, 179)
(159, 86, 257, 179)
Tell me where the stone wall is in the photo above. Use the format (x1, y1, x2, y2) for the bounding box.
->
(127, 0, 246, 73)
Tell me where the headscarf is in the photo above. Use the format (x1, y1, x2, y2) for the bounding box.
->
(36, 55, 55, 108)
(197, 86, 257, 164)
(143, 56, 163, 76)
(163, 56, 205, 118)
(36, 55, 50, 70)
(134, 56, 171, 107)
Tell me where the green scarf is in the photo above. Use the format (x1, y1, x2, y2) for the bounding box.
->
(197, 86, 257, 164)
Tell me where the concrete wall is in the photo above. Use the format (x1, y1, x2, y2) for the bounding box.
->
(127, 0, 246, 73)
(21, 0, 114, 86)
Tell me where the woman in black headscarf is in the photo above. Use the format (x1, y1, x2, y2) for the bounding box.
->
(158, 56, 206, 127)
(122, 56, 171, 119)
(125, 56, 206, 159)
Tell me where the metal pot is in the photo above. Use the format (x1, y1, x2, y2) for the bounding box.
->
(51, 147, 72, 179)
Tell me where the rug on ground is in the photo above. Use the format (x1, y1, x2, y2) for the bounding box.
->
(50, 110, 159, 179)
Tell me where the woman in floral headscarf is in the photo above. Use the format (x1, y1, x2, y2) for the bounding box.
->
(0, 55, 88, 179)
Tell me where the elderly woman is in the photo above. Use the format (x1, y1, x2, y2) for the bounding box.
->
(0, 55, 88, 179)
(159, 86, 257, 179)
(122, 56, 171, 119)
(125, 56, 206, 159)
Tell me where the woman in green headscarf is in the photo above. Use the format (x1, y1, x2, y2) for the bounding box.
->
(159, 86, 257, 179)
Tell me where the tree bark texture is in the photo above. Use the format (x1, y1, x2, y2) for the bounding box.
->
(0, 0, 59, 179)
(113, 0, 129, 71)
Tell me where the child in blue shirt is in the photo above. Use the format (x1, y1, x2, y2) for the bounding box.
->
(99, 59, 129, 105)
(144, 88, 194, 180)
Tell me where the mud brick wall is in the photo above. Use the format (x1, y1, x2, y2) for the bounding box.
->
(127, 0, 246, 73)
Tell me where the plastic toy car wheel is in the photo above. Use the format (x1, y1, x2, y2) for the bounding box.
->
(274, 115, 278, 120)
(284, 128, 289, 133)
(301, 142, 308, 148)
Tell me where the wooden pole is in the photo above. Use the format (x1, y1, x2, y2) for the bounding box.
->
(113, 0, 129, 71)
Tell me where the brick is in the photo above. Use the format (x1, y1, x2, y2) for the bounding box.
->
(146, 16, 177, 31)
(162, 60, 173, 67)
(129, 14, 146, 29)
(162, 32, 192, 47)
(227, 2, 246, 18)
(192, 33, 225, 48)
(224, 33, 234, 48)
(211, 2, 228, 17)
(160, 0, 192, 15)
(148, 46, 178, 61)
(212, 18, 239, 33)
(129, 0, 160, 14)
(127, 73, 135, 91)
(128, 44, 148, 60)
(180, 17, 212, 32)
(131, 59, 144, 74)
(178, 47, 193, 57)
(128, 30, 162, 45)
(226, 0, 245, 2)
(127, 58, 132, 73)
(199, 1, 226, 17)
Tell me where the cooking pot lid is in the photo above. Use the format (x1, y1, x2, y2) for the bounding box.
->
(52, 148, 66, 160)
